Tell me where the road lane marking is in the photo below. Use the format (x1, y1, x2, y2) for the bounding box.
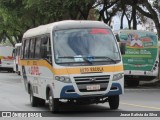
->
(125, 89, 160, 91)
(121, 102, 160, 110)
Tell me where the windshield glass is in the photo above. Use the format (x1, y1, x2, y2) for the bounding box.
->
(53, 28, 120, 64)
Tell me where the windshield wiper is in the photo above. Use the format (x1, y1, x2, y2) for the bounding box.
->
(58, 56, 118, 64)
(58, 56, 93, 64)
(92, 56, 117, 63)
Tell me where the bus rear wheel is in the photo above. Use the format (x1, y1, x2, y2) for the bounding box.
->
(108, 95, 119, 110)
(48, 91, 59, 113)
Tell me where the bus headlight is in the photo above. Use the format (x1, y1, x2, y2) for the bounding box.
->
(55, 76, 71, 83)
(113, 73, 124, 81)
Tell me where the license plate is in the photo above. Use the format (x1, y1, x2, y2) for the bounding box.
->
(86, 85, 100, 91)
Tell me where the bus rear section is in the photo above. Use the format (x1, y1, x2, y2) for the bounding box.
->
(20, 20, 125, 113)
(13, 43, 22, 75)
(0, 46, 14, 72)
(116, 30, 159, 87)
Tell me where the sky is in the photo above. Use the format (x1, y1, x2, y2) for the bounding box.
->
(112, 16, 128, 30)
(112, 16, 142, 31)
(95, 1, 157, 32)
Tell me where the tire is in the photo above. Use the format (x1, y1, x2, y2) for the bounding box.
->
(30, 87, 39, 107)
(108, 95, 119, 110)
(48, 91, 59, 113)
(38, 99, 46, 106)
(126, 80, 139, 87)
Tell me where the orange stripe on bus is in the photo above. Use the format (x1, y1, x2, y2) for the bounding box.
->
(20, 60, 123, 75)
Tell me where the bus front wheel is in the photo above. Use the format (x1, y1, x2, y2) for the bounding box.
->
(30, 87, 39, 107)
(108, 95, 119, 110)
(48, 91, 59, 113)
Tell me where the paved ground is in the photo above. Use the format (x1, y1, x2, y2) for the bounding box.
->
(0, 72, 160, 119)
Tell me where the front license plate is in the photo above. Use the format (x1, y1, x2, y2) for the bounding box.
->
(86, 85, 100, 90)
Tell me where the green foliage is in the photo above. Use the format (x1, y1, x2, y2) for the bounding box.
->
(0, 0, 159, 46)
(0, 0, 96, 46)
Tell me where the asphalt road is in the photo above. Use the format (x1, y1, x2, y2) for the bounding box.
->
(0, 72, 160, 119)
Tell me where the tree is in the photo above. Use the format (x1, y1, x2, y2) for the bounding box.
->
(0, 0, 96, 45)
(25, 0, 96, 20)
(0, 0, 160, 45)
(0, 0, 47, 45)
(126, 0, 160, 38)
(98, 0, 121, 26)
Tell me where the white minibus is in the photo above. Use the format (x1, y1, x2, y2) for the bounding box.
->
(20, 20, 125, 113)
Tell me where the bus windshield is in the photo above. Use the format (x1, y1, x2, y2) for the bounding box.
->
(53, 28, 120, 64)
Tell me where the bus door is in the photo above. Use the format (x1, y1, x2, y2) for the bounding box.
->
(39, 36, 53, 99)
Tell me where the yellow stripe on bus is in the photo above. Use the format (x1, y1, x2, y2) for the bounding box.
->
(20, 60, 123, 75)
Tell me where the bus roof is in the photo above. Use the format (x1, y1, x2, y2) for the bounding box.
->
(23, 20, 111, 38)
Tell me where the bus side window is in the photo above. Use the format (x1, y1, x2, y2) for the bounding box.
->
(24, 39, 30, 59)
(21, 40, 26, 59)
(41, 36, 52, 64)
(35, 38, 41, 59)
(29, 38, 36, 59)
(47, 37, 52, 64)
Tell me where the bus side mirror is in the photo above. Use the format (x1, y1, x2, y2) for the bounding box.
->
(120, 42, 126, 55)
(115, 34, 120, 42)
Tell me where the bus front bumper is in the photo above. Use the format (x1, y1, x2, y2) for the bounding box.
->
(60, 83, 123, 99)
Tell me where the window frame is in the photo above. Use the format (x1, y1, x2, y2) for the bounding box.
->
(21, 34, 52, 62)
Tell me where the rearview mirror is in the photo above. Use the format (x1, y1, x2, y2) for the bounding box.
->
(120, 42, 126, 55)
(115, 34, 120, 42)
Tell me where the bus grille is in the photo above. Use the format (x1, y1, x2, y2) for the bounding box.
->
(74, 75, 110, 92)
